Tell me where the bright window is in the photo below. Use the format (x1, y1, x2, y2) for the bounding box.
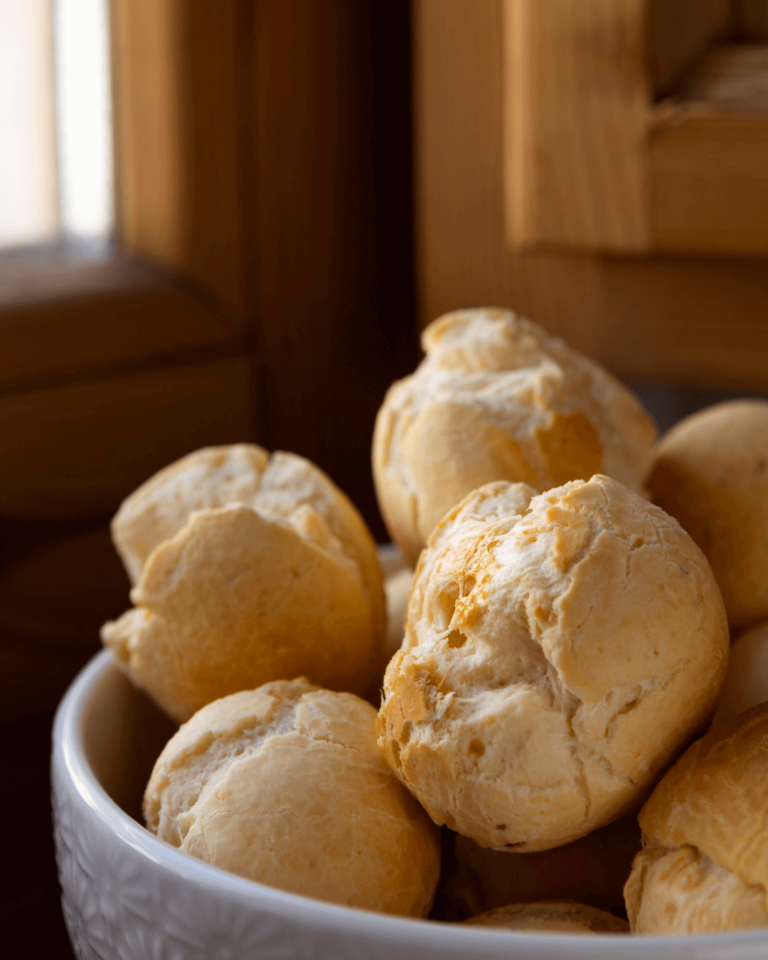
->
(0, 0, 113, 250)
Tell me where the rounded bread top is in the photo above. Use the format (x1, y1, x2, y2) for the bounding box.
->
(463, 901, 629, 934)
(373, 309, 657, 564)
(144, 679, 441, 917)
(104, 497, 381, 721)
(112, 444, 382, 630)
(639, 702, 768, 897)
(378, 475, 729, 851)
(624, 843, 768, 934)
(647, 399, 768, 629)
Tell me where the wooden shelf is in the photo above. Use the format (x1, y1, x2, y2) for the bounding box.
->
(0, 251, 241, 393)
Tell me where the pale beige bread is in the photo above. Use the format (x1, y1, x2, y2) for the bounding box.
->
(626, 844, 768, 934)
(462, 901, 629, 934)
(378, 543, 409, 580)
(712, 619, 768, 728)
(102, 450, 385, 722)
(373, 309, 657, 565)
(647, 400, 768, 629)
(144, 679, 441, 916)
(111, 445, 383, 622)
(625, 703, 768, 934)
(377, 475, 729, 852)
(384, 566, 413, 660)
(442, 812, 640, 921)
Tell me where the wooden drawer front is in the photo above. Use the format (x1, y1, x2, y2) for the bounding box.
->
(0, 356, 254, 519)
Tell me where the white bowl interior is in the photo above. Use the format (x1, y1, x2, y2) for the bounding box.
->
(80, 657, 176, 822)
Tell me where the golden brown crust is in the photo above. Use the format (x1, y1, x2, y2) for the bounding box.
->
(103, 504, 381, 723)
(111, 445, 384, 636)
(377, 475, 729, 851)
(373, 309, 657, 565)
(639, 704, 768, 898)
(463, 900, 629, 934)
(102, 446, 385, 723)
(625, 844, 768, 934)
(112, 444, 270, 584)
(647, 400, 768, 629)
(144, 680, 441, 917)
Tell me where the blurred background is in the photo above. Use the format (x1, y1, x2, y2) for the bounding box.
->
(2, 1, 768, 956)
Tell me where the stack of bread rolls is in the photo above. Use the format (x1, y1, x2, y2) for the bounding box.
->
(97, 307, 768, 938)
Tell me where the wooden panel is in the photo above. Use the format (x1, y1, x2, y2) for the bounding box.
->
(650, 46, 768, 254)
(503, 0, 650, 253)
(500, 1, 768, 256)
(650, 111, 768, 253)
(111, 0, 244, 315)
(415, 0, 768, 389)
(0, 356, 253, 519)
(108, 0, 415, 535)
(416, 0, 607, 358)
(674, 44, 768, 108)
(0, 255, 238, 391)
(249, 0, 412, 533)
(0, 526, 128, 725)
(735, 0, 768, 40)
(592, 255, 768, 387)
(649, 0, 732, 97)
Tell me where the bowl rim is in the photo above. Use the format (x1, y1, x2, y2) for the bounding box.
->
(53, 649, 768, 958)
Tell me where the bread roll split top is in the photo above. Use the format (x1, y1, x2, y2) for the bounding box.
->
(144, 679, 441, 917)
(378, 474, 729, 852)
(373, 309, 657, 564)
(112, 444, 383, 623)
(102, 445, 385, 722)
(626, 704, 768, 933)
(641, 704, 768, 897)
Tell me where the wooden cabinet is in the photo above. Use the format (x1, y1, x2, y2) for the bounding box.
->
(414, 0, 768, 388)
(503, 0, 768, 255)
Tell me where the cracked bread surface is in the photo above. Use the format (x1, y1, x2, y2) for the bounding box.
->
(372, 309, 657, 565)
(377, 475, 728, 852)
(144, 679, 441, 917)
(101, 446, 385, 723)
(103, 503, 381, 723)
(626, 703, 768, 933)
(625, 844, 768, 934)
(463, 900, 629, 934)
(111, 444, 384, 631)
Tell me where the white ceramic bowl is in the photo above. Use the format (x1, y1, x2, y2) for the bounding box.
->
(52, 650, 768, 960)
